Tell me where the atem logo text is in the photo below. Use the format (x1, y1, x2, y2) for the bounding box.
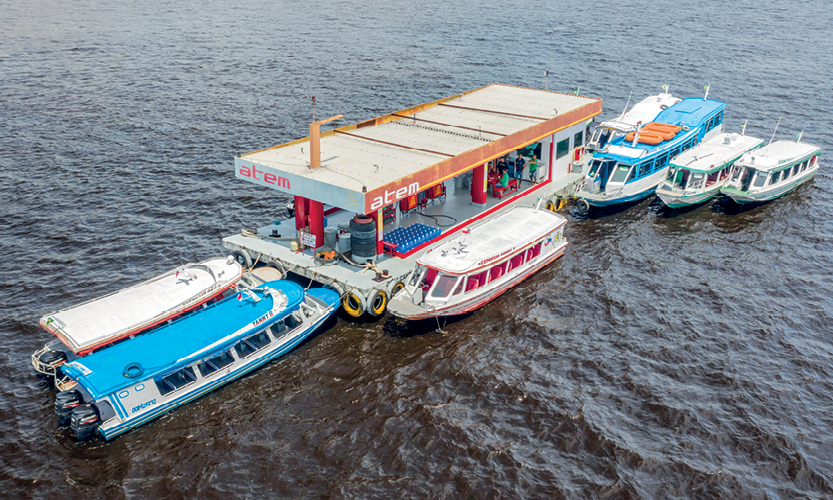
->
(238, 164, 291, 189)
(132, 399, 156, 413)
(370, 182, 419, 210)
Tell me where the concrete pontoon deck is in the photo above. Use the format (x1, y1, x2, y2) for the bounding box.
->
(223, 83, 601, 316)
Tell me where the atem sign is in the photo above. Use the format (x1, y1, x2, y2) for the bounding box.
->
(238, 164, 290, 189)
(369, 182, 420, 211)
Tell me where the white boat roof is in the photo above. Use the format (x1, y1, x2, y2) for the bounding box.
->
(670, 133, 764, 173)
(417, 206, 566, 274)
(597, 93, 681, 133)
(735, 140, 821, 172)
(236, 83, 602, 213)
(42, 257, 241, 353)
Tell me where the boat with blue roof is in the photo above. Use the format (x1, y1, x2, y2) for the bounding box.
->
(575, 96, 727, 208)
(54, 280, 339, 440)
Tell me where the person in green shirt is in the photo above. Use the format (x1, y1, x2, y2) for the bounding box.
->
(498, 169, 509, 187)
(529, 154, 539, 184)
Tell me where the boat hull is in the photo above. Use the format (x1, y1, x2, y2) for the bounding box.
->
(722, 172, 816, 204)
(656, 184, 722, 208)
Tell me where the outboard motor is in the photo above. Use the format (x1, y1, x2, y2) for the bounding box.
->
(55, 390, 83, 426)
(38, 349, 68, 374)
(70, 404, 101, 440)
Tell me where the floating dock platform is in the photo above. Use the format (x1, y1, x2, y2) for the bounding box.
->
(223, 83, 602, 317)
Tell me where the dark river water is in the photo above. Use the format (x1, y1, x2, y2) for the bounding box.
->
(2, 0, 832, 497)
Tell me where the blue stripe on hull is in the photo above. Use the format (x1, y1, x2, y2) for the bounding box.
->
(98, 314, 331, 440)
(584, 187, 657, 207)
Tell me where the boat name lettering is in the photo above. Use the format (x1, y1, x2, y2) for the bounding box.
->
(478, 247, 515, 266)
(238, 164, 291, 190)
(370, 182, 419, 211)
(132, 399, 156, 413)
(252, 310, 275, 327)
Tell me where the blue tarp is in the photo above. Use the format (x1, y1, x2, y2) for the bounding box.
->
(62, 280, 303, 398)
(653, 98, 726, 128)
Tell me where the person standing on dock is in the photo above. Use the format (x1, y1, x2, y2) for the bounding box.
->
(528, 154, 538, 184)
(514, 154, 526, 181)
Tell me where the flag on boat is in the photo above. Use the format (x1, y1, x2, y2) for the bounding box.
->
(237, 292, 243, 301)
(462, 229, 470, 235)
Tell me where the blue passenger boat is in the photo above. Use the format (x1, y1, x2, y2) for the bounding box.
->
(575, 97, 727, 208)
(54, 281, 339, 440)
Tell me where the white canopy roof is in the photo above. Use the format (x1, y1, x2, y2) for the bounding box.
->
(735, 140, 820, 172)
(670, 133, 765, 173)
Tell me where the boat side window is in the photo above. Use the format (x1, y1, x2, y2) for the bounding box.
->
(626, 165, 637, 182)
(792, 164, 800, 176)
(489, 262, 507, 282)
(234, 331, 271, 359)
(285, 311, 304, 330)
(655, 154, 669, 172)
(666, 167, 677, 181)
(769, 171, 780, 185)
(609, 163, 632, 183)
(155, 366, 197, 396)
(731, 166, 742, 181)
(423, 268, 438, 290)
(452, 277, 466, 296)
(429, 274, 458, 298)
(706, 171, 719, 186)
(528, 242, 542, 260)
(754, 172, 769, 188)
(642, 159, 655, 176)
(716, 111, 723, 125)
(800, 161, 807, 172)
(588, 160, 602, 178)
(197, 349, 235, 377)
(783, 167, 792, 180)
(269, 320, 287, 339)
(465, 271, 487, 293)
(507, 253, 525, 271)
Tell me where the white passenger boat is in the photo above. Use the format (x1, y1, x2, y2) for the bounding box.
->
(585, 90, 681, 153)
(32, 257, 243, 383)
(656, 132, 765, 208)
(54, 281, 339, 440)
(721, 139, 822, 204)
(387, 206, 567, 320)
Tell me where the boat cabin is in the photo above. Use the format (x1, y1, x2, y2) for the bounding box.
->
(723, 140, 821, 201)
(586, 92, 681, 152)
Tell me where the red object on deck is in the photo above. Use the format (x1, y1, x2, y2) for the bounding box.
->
(400, 194, 418, 212)
(295, 196, 308, 231)
(367, 210, 383, 255)
(472, 164, 487, 205)
(308, 199, 324, 249)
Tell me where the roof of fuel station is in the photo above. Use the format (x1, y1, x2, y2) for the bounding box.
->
(235, 83, 602, 213)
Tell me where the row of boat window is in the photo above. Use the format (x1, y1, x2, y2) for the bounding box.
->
(742, 159, 812, 189)
(419, 241, 545, 300)
(154, 311, 306, 396)
(666, 166, 730, 191)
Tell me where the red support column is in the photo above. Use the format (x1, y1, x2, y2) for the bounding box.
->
(471, 164, 487, 206)
(308, 199, 325, 249)
(294, 196, 308, 231)
(367, 210, 383, 256)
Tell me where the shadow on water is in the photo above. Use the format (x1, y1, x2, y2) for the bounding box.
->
(711, 195, 766, 215)
(652, 198, 711, 218)
(382, 312, 472, 338)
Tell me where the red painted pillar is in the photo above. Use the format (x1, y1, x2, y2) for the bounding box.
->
(308, 199, 324, 249)
(367, 210, 383, 255)
(549, 135, 556, 177)
(294, 196, 308, 231)
(472, 164, 487, 206)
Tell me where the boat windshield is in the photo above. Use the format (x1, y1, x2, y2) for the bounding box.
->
(666, 167, 689, 190)
(609, 163, 633, 183)
(428, 273, 459, 300)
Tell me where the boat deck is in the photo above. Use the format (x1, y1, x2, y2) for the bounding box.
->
(222, 171, 582, 293)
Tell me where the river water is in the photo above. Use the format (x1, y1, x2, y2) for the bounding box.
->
(2, 0, 832, 497)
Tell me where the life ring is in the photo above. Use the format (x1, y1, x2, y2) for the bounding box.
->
(342, 290, 366, 318)
(232, 250, 253, 269)
(389, 280, 405, 297)
(577, 198, 591, 212)
(367, 290, 388, 317)
(546, 201, 556, 211)
(123, 363, 144, 379)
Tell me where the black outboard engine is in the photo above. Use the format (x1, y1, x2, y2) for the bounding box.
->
(38, 350, 68, 374)
(70, 404, 102, 440)
(55, 390, 83, 426)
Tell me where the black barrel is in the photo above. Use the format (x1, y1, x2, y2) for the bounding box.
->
(350, 215, 377, 263)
